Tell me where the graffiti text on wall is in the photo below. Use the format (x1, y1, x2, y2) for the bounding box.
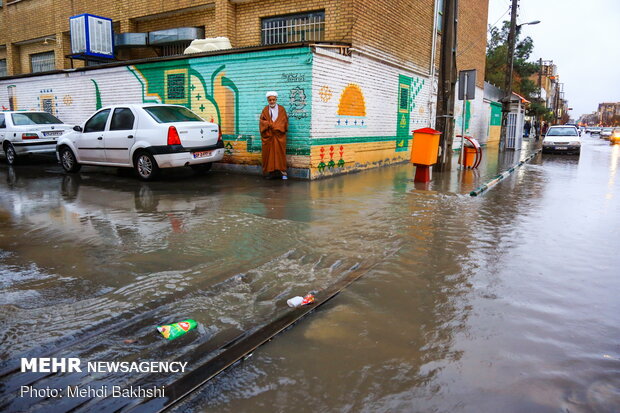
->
(289, 87, 308, 119)
(281, 73, 306, 83)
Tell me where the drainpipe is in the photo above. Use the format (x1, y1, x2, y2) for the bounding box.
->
(428, 0, 439, 127)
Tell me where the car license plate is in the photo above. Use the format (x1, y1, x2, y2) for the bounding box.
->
(43, 131, 63, 137)
(192, 150, 213, 159)
(555, 146, 567, 150)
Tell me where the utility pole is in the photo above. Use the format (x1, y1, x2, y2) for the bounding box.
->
(554, 81, 560, 125)
(499, 0, 519, 151)
(435, 0, 458, 170)
(537, 58, 542, 138)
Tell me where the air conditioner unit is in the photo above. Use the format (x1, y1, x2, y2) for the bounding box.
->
(70, 14, 114, 59)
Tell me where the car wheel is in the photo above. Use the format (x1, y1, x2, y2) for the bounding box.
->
(190, 162, 213, 175)
(4, 143, 18, 165)
(59, 146, 81, 173)
(134, 152, 160, 181)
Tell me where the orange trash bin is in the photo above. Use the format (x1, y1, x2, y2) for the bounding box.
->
(462, 147, 477, 167)
(411, 128, 441, 166)
(411, 128, 441, 182)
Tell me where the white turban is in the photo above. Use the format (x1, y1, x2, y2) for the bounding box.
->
(266, 91, 278, 98)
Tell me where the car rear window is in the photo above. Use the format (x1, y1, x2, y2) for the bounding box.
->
(547, 128, 577, 136)
(143, 106, 204, 123)
(12, 112, 63, 125)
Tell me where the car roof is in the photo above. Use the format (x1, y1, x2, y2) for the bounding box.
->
(0, 111, 53, 114)
(99, 104, 187, 110)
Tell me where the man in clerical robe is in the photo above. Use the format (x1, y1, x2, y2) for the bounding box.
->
(259, 91, 289, 179)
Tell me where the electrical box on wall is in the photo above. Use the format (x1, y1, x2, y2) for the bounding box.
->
(70, 14, 114, 59)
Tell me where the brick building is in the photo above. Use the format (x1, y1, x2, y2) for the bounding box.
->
(0, 0, 489, 178)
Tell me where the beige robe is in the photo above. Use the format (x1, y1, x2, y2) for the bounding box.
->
(259, 104, 288, 174)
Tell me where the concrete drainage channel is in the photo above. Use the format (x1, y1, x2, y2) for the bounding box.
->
(0, 258, 380, 413)
(470, 149, 542, 197)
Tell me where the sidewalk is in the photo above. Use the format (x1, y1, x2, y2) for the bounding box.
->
(412, 138, 542, 195)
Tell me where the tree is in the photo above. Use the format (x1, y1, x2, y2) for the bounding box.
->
(526, 101, 553, 120)
(485, 21, 539, 101)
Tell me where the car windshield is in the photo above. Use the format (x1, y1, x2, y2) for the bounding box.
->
(12, 112, 63, 125)
(547, 128, 578, 136)
(143, 106, 204, 123)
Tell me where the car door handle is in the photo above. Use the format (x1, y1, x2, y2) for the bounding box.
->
(97, 137, 103, 140)
(127, 135, 134, 139)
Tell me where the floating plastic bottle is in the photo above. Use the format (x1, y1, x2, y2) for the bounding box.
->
(287, 294, 315, 308)
(157, 319, 197, 340)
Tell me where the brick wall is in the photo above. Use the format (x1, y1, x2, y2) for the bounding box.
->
(351, 0, 434, 71)
(456, 0, 488, 88)
(235, 0, 352, 47)
(1, 0, 487, 80)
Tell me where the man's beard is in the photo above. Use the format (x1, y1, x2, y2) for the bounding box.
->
(269, 103, 276, 108)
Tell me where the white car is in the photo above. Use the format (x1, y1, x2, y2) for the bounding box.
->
(1, 111, 73, 165)
(56, 104, 225, 180)
(542, 125, 581, 155)
(600, 127, 613, 140)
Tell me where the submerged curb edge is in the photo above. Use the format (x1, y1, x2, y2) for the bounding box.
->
(470, 148, 542, 197)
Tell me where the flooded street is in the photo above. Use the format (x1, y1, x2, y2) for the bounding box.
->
(1, 134, 619, 412)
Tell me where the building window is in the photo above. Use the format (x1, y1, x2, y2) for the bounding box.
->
(437, 0, 444, 33)
(0, 59, 6, 77)
(167, 73, 186, 100)
(30, 51, 55, 73)
(262, 11, 325, 46)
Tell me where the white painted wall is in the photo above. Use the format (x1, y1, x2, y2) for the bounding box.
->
(311, 48, 433, 141)
(454, 83, 489, 146)
(0, 67, 143, 125)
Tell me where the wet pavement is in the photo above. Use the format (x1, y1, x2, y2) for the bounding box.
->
(0, 133, 619, 412)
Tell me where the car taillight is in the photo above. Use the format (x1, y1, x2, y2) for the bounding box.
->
(167, 126, 181, 145)
(22, 133, 38, 140)
(218, 125, 222, 143)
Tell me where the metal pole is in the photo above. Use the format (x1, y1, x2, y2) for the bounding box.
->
(537, 58, 542, 139)
(500, 0, 519, 151)
(435, 0, 458, 171)
(459, 73, 468, 166)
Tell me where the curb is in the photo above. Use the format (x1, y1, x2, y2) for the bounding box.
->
(470, 149, 541, 197)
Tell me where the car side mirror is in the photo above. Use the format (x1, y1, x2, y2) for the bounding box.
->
(73, 125, 83, 132)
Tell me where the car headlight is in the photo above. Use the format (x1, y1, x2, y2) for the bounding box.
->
(569, 141, 580, 146)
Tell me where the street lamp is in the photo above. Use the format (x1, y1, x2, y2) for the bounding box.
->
(500, 11, 541, 150)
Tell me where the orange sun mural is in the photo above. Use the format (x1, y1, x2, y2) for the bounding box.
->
(336, 84, 367, 128)
(338, 84, 366, 116)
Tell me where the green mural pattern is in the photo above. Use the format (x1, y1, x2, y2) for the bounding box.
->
(128, 48, 313, 155)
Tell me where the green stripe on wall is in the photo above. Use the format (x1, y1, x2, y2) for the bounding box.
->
(310, 136, 402, 145)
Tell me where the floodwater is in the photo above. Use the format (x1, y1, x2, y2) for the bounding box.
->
(0, 134, 619, 412)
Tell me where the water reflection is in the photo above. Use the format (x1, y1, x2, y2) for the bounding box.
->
(1, 134, 620, 412)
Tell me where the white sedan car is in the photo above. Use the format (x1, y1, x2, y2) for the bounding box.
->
(542, 125, 581, 155)
(56, 104, 225, 180)
(1, 111, 73, 165)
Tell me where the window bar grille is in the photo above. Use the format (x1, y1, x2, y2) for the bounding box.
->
(262, 14, 325, 45)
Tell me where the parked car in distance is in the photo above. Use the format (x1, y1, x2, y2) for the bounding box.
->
(600, 127, 613, 140)
(1, 111, 73, 165)
(56, 104, 225, 180)
(542, 125, 581, 155)
(610, 127, 620, 144)
(565, 124, 581, 135)
(589, 127, 602, 135)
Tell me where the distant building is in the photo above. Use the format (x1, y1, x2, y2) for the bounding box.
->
(597, 102, 620, 126)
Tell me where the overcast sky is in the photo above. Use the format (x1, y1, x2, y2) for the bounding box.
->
(487, 0, 620, 119)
